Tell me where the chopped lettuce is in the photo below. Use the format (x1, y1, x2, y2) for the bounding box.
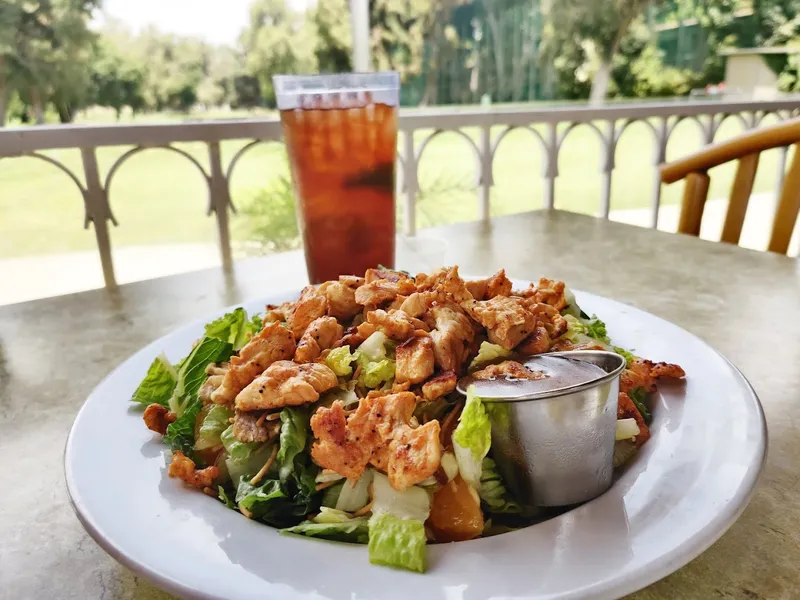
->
(168, 336, 234, 417)
(247, 313, 264, 336)
(282, 517, 370, 544)
(479, 457, 522, 515)
(164, 399, 203, 455)
(452, 386, 491, 489)
(313, 506, 353, 524)
(562, 286, 581, 317)
(358, 358, 396, 389)
(358, 331, 389, 362)
(325, 346, 357, 377)
(372, 472, 431, 522)
(613, 440, 638, 468)
(131, 353, 177, 406)
(469, 341, 512, 370)
(218, 486, 236, 509)
(221, 426, 276, 486)
(336, 470, 373, 513)
(195, 405, 234, 451)
(563, 314, 610, 346)
(368, 513, 426, 573)
(204, 308, 251, 350)
(613, 345, 636, 365)
(615, 418, 640, 441)
(629, 387, 652, 424)
(277, 408, 308, 483)
(321, 481, 344, 508)
(321, 383, 360, 408)
(235, 478, 294, 527)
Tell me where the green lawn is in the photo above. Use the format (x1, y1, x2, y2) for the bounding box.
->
(0, 108, 788, 259)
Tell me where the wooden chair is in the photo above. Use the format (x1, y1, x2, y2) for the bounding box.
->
(659, 117, 800, 255)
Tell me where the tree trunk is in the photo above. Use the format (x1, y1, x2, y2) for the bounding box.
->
(486, 3, 506, 101)
(0, 84, 7, 127)
(30, 88, 45, 124)
(589, 60, 612, 105)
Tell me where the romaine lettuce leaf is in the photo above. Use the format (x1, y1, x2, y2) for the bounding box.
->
(218, 486, 236, 509)
(452, 386, 491, 489)
(469, 341, 512, 370)
(131, 353, 177, 406)
(235, 478, 297, 527)
(368, 513, 426, 573)
(321, 481, 344, 508)
(371, 472, 430, 522)
(168, 336, 233, 417)
(336, 470, 373, 512)
(282, 517, 370, 544)
(479, 457, 522, 515)
(357, 331, 389, 362)
(195, 405, 234, 451)
(612, 346, 636, 365)
(358, 358, 395, 389)
(247, 313, 264, 336)
(221, 425, 276, 486)
(325, 346, 356, 377)
(615, 418, 640, 441)
(629, 387, 652, 424)
(563, 314, 610, 345)
(277, 407, 308, 483)
(164, 398, 203, 455)
(204, 307, 251, 350)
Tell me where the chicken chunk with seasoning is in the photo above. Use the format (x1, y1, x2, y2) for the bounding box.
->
(318, 278, 362, 320)
(387, 421, 442, 491)
(288, 287, 329, 340)
(425, 302, 476, 373)
(235, 360, 338, 411)
(472, 360, 546, 381)
(395, 336, 435, 384)
(354, 271, 417, 307)
(210, 321, 296, 406)
(168, 451, 218, 489)
(465, 269, 513, 301)
(367, 308, 429, 342)
(468, 296, 537, 351)
(294, 316, 344, 363)
(421, 371, 457, 401)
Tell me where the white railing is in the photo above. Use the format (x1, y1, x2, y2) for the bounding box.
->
(2, 96, 799, 289)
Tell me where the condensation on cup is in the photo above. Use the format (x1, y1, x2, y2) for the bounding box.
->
(273, 72, 400, 284)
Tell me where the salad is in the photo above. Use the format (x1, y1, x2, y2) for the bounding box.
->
(133, 266, 684, 573)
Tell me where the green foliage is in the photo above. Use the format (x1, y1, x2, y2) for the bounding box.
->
(235, 175, 301, 253)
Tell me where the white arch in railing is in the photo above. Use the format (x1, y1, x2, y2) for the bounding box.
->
(415, 128, 482, 187)
(104, 145, 210, 194)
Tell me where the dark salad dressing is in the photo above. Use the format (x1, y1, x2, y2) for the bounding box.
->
(462, 355, 608, 400)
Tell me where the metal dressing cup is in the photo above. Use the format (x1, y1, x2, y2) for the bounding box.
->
(462, 351, 626, 508)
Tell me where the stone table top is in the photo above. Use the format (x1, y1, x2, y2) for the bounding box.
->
(1, 210, 798, 600)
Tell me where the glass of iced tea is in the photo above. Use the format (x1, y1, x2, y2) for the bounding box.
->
(273, 72, 400, 284)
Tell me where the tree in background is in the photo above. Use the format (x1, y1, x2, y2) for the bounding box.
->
(312, 0, 352, 72)
(544, 0, 662, 103)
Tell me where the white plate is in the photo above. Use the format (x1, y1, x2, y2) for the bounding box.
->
(65, 285, 767, 600)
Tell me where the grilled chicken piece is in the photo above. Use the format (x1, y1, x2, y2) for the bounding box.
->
(426, 302, 476, 372)
(288, 287, 329, 340)
(355, 272, 417, 307)
(232, 410, 280, 443)
(395, 337, 435, 384)
(550, 338, 607, 352)
(264, 301, 295, 324)
(318, 278, 362, 320)
(294, 316, 344, 363)
(465, 269, 513, 301)
(387, 421, 442, 491)
(310, 401, 369, 479)
(210, 322, 296, 405)
(618, 391, 650, 447)
(168, 451, 218, 489)
(417, 266, 473, 304)
(421, 371, 457, 401)
(199, 363, 228, 403)
(143, 404, 176, 435)
(398, 291, 437, 318)
(620, 358, 685, 394)
(524, 301, 568, 338)
(517, 325, 552, 355)
(469, 296, 537, 351)
(235, 360, 337, 411)
(367, 309, 429, 341)
(311, 392, 440, 489)
(472, 360, 546, 381)
(517, 278, 570, 312)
